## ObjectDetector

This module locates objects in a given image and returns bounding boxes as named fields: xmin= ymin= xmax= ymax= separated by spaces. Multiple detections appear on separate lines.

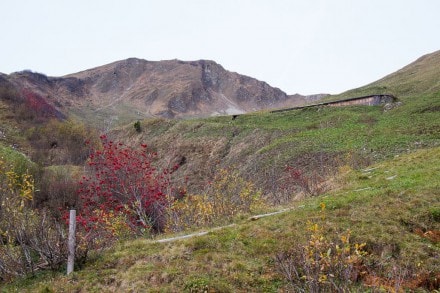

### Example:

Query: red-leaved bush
xmin=20 ymin=88 xmax=64 ymax=120
xmin=284 ymin=166 xmax=326 ymax=197
xmin=73 ymin=135 xmax=171 ymax=238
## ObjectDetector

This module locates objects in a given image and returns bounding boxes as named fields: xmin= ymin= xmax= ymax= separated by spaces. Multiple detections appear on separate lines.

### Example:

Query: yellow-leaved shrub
xmin=166 ymin=169 xmax=265 ymax=232
xmin=275 ymin=203 xmax=368 ymax=291
xmin=0 ymin=159 xmax=68 ymax=281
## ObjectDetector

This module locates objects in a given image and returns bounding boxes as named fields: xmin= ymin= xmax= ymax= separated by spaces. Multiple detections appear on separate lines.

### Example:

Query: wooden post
xmin=67 ymin=209 xmax=76 ymax=275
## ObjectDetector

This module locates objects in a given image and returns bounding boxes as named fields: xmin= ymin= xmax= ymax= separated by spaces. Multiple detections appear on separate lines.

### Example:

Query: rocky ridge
xmin=1 ymin=59 xmax=312 ymax=125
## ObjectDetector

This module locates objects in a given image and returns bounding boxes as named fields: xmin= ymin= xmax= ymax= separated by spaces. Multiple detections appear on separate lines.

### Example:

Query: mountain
xmin=333 ymin=49 xmax=440 ymax=99
xmin=3 ymin=49 xmax=440 ymax=291
xmin=2 ymin=59 xmax=308 ymax=126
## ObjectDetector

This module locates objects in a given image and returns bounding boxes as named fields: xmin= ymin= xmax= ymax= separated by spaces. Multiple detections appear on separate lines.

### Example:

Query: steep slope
xmin=65 ymin=58 xmax=305 ymax=117
xmin=105 ymin=50 xmax=440 ymax=199
xmin=2 ymin=59 xmax=306 ymax=127
xmin=7 ymin=147 xmax=440 ymax=292
xmin=333 ymin=49 xmax=440 ymax=99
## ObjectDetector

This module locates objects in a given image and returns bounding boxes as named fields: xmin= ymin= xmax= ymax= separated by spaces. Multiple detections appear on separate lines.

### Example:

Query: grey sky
xmin=1 ymin=0 xmax=439 ymax=95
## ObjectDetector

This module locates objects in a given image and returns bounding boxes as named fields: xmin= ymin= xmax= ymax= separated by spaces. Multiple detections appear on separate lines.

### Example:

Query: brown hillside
xmin=3 ymin=59 xmax=307 ymax=126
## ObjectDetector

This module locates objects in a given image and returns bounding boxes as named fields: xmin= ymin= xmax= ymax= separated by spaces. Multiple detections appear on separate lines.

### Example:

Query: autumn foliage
xmin=0 ymin=159 xmax=68 ymax=281
xmin=283 ymin=166 xmax=326 ymax=197
xmin=166 ymin=168 xmax=264 ymax=232
xmin=275 ymin=203 xmax=368 ymax=292
xmin=74 ymin=135 xmax=172 ymax=238
xmin=18 ymin=88 xmax=64 ymax=121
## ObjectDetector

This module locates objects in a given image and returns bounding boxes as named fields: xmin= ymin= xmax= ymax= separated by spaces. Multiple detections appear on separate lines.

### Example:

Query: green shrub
xmin=430 ymin=207 xmax=440 ymax=222
xmin=134 ymin=120 xmax=141 ymax=133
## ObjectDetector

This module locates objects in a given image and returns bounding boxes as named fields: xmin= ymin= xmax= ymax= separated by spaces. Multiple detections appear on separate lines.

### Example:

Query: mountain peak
xmin=4 ymin=58 xmax=306 ymax=126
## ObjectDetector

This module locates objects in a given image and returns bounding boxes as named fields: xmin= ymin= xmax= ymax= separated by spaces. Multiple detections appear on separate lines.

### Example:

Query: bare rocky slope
xmin=1 ymin=58 xmax=309 ymax=126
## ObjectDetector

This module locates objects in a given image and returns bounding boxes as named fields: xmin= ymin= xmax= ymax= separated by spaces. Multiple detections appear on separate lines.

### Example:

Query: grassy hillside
xmin=1 ymin=51 xmax=440 ymax=291
xmin=330 ymin=50 xmax=440 ymax=100
xmin=2 ymin=88 xmax=439 ymax=291
xmin=0 ymin=145 xmax=36 ymax=176
xmin=0 ymin=99 xmax=30 ymax=153
xmin=5 ymin=146 xmax=439 ymax=292
xmin=110 ymin=90 xmax=440 ymax=198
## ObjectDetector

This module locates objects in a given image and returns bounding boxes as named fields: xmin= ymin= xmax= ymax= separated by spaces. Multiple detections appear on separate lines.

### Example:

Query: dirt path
xmin=154 ymin=208 xmax=294 ymax=243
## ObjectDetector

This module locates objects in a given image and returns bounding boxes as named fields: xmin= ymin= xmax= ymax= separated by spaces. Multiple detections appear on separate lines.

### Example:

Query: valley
xmin=0 ymin=50 xmax=439 ymax=291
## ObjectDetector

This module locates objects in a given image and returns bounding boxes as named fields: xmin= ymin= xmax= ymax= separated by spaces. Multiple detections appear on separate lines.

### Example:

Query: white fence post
xmin=67 ymin=209 xmax=76 ymax=275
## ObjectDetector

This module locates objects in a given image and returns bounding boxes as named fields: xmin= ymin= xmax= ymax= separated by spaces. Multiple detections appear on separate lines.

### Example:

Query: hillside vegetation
xmin=109 ymin=51 xmax=440 ymax=195
xmin=5 ymin=145 xmax=440 ymax=292
xmin=111 ymin=89 xmax=440 ymax=198
xmin=331 ymin=49 xmax=440 ymax=99
xmin=1 ymin=51 xmax=440 ymax=291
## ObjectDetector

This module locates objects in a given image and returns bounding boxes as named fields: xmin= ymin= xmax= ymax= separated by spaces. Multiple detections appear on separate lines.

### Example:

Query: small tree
xmin=76 ymin=135 xmax=171 ymax=238
xmin=134 ymin=120 xmax=141 ymax=133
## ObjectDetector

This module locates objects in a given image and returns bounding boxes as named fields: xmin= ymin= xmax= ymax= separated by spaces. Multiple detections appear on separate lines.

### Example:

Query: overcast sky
xmin=1 ymin=0 xmax=439 ymax=95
